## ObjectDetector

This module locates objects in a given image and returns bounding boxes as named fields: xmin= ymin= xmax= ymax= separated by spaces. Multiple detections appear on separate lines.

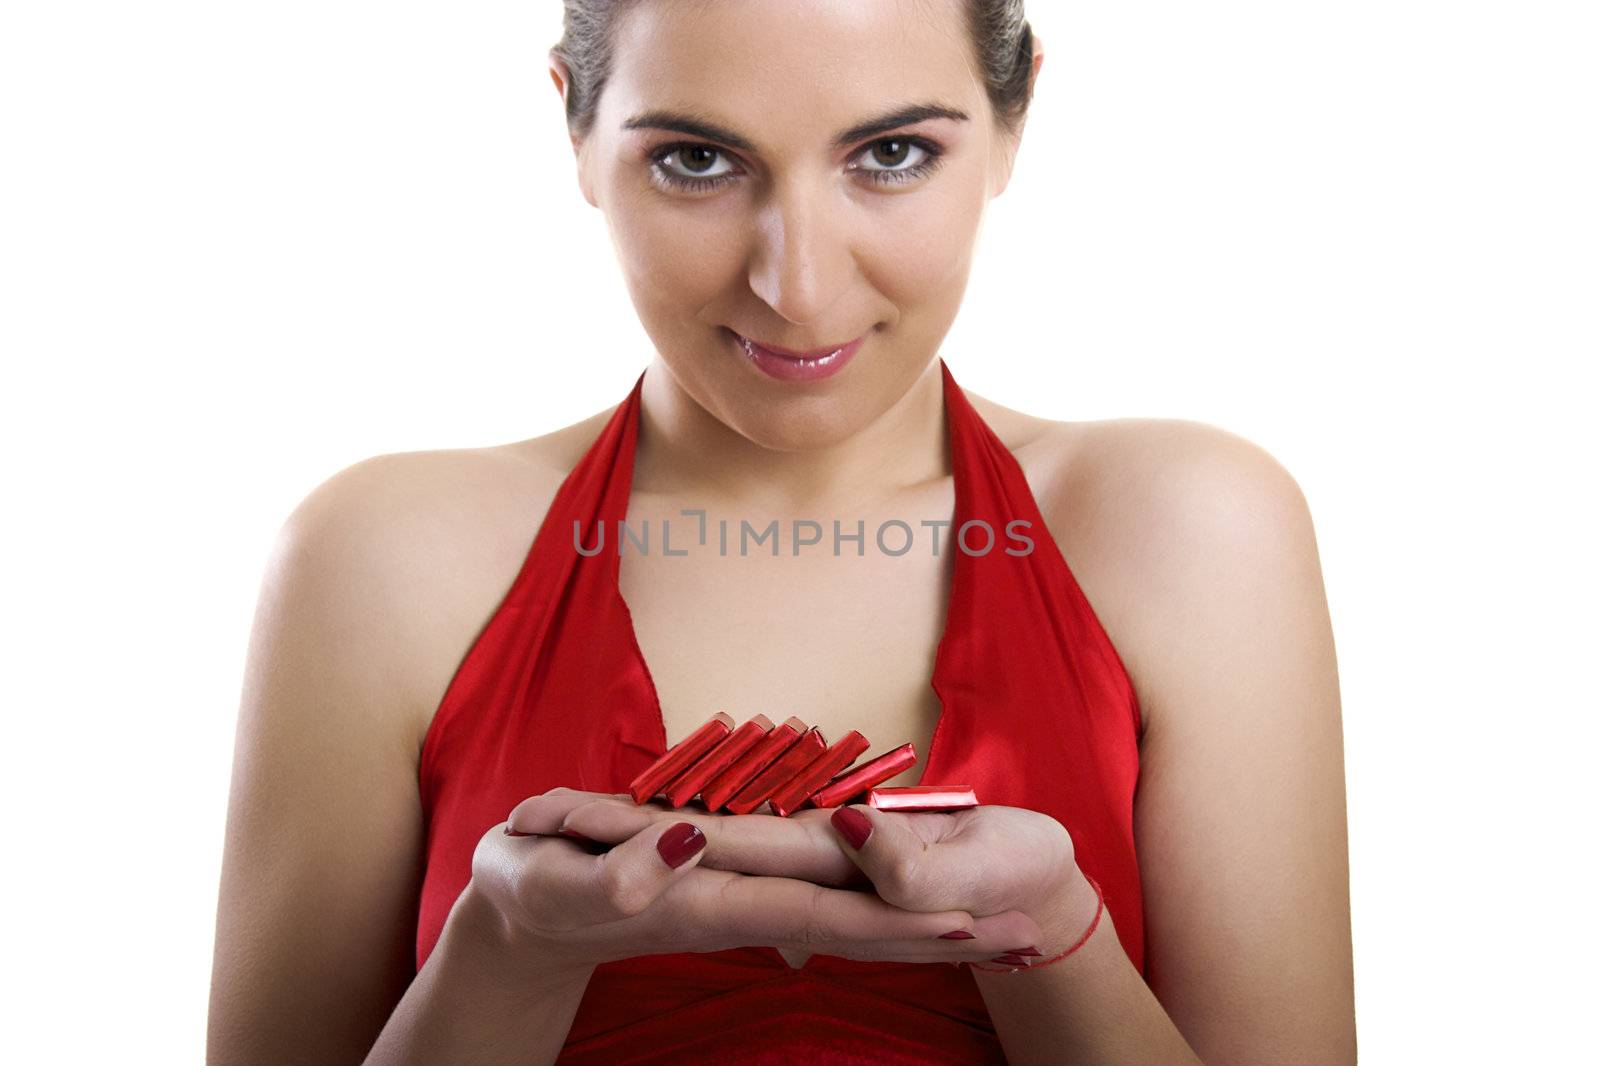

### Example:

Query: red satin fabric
xmin=417 ymin=359 xmax=1145 ymax=1063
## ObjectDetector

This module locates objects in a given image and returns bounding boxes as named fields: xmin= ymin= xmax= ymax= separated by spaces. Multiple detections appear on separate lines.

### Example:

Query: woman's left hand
xmin=517 ymin=789 xmax=1090 ymax=963
xmin=823 ymin=801 xmax=1098 ymax=963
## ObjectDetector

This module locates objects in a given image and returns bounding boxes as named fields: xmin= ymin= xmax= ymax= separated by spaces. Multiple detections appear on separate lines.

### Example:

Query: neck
xmin=633 ymin=355 xmax=950 ymax=514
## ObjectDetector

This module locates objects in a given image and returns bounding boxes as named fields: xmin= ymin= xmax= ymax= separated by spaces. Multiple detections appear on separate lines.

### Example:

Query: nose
xmin=745 ymin=177 xmax=852 ymax=327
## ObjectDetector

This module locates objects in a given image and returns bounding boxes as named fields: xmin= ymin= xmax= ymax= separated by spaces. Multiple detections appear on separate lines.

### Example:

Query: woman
xmin=208 ymin=2 xmax=1356 ymax=1064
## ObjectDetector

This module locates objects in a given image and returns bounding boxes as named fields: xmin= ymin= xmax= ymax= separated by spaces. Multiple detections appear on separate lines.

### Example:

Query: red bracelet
xmin=966 ymin=874 xmax=1105 ymax=974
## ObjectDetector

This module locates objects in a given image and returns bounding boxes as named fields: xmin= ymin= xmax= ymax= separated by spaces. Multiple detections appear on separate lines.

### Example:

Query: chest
xmin=617 ymin=506 xmax=955 ymax=791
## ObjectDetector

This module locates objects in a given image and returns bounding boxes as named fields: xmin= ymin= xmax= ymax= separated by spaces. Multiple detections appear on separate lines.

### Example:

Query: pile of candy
xmin=628 ymin=712 xmax=978 ymax=817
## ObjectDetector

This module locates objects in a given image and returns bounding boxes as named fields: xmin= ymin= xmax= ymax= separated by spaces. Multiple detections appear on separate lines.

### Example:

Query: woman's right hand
xmin=465 ymin=787 xmax=1035 ymax=979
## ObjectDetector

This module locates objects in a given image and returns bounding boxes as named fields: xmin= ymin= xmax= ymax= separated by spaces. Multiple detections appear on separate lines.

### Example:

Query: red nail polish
xmin=656 ymin=822 xmax=706 ymax=868
xmin=557 ymin=827 xmax=592 ymax=842
xmin=628 ymin=712 xmax=736 ymax=805
xmin=938 ymin=929 xmax=976 ymax=940
xmin=830 ymin=806 xmax=872 ymax=849
xmin=991 ymin=953 xmax=1030 ymax=965
xmin=504 ymin=825 xmax=533 ymax=837
xmin=1008 ymin=945 xmax=1042 ymax=956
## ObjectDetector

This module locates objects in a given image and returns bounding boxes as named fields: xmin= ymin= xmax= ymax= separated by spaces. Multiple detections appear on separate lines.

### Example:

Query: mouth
xmin=727 ymin=328 xmax=866 ymax=382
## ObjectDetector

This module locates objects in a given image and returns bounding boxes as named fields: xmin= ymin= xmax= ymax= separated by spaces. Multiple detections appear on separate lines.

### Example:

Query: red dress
xmin=417 ymin=358 xmax=1146 ymax=1063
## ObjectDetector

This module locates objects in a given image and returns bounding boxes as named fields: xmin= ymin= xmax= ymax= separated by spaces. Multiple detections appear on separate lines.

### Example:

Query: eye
xmin=650 ymin=144 xmax=740 ymax=191
xmin=648 ymin=135 xmax=947 ymax=194
xmin=849 ymin=137 xmax=946 ymax=186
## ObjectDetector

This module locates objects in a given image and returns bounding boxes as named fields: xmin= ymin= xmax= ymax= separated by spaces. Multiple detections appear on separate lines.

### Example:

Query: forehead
xmin=604 ymin=0 xmax=983 ymax=148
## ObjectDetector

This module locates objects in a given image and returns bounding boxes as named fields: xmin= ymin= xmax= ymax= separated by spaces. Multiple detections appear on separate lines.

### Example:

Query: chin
xmin=722 ymin=393 xmax=871 ymax=453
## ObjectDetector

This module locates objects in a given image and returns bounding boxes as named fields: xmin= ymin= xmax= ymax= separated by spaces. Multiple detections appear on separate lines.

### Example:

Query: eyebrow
xmin=620 ymin=102 xmax=970 ymax=152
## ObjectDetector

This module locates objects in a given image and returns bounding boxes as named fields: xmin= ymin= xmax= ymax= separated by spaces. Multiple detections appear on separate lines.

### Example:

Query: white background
xmin=4 ymin=2 xmax=1595 ymax=1062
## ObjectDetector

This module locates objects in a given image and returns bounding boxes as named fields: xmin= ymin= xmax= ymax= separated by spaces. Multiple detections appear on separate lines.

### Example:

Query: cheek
xmin=850 ymin=147 xmax=989 ymax=307
xmin=857 ymin=186 xmax=983 ymax=310
xmin=608 ymin=191 xmax=745 ymax=313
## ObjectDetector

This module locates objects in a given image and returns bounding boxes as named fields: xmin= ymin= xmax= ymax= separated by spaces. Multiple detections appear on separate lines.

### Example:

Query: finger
xmin=960 ymin=909 xmax=1046 ymax=958
xmin=573 ymin=819 xmax=710 ymax=925
xmin=505 ymin=787 xmax=631 ymax=836
xmin=487 ymin=828 xmax=611 ymax=932
xmin=822 ymin=906 xmax=1048 ymax=966
xmin=698 ymin=808 xmax=863 ymax=885
xmin=672 ymin=870 xmax=974 ymax=955
xmin=551 ymin=797 xmax=661 ymax=844
xmin=560 ymin=802 xmax=866 ymax=886
xmin=827 ymin=804 xmax=974 ymax=911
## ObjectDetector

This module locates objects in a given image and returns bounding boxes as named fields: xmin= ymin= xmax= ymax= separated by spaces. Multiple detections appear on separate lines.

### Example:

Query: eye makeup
xmin=647 ymin=134 xmax=948 ymax=195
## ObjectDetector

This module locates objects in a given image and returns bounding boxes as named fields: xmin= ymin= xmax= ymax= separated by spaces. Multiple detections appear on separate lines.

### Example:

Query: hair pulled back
xmin=550 ymin=1 xmax=1035 ymax=141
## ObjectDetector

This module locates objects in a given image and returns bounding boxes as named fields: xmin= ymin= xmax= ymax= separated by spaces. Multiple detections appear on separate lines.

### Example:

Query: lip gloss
xmin=725 ymin=726 xmax=827 ymax=815
xmin=767 ymin=730 xmax=871 ymax=817
xmin=730 ymin=328 xmax=865 ymax=384
xmin=803 ymin=742 xmax=919 ymax=809
xmin=627 ymin=711 xmax=735 ymax=805
xmin=866 ymin=785 xmax=978 ymax=812
xmin=702 ymin=715 xmax=807 ymax=811
xmin=664 ymin=714 xmax=773 ymax=808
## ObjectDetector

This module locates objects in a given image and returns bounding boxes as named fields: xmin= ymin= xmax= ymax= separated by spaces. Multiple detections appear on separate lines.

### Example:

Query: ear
xmin=547 ymin=50 xmax=572 ymax=106
xmin=547 ymin=51 xmax=578 ymax=150
xmin=988 ymin=34 xmax=1043 ymax=199
xmin=547 ymin=50 xmax=599 ymax=209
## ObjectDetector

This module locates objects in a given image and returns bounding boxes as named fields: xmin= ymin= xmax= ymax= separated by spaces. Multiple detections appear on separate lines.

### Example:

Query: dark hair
xmin=550 ymin=1 xmax=1034 ymax=142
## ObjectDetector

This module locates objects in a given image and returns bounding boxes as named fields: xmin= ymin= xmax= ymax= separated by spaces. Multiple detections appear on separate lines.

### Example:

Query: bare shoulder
xmin=1041 ymin=416 xmax=1311 ymax=534
xmin=1023 ymin=421 xmax=1351 ymax=1059
xmin=980 ymin=405 xmax=1318 ymax=739
xmin=210 ymin=406 xmax=625 ymax=1061
xmin=276 ymin=403 xmax=622 ymax=749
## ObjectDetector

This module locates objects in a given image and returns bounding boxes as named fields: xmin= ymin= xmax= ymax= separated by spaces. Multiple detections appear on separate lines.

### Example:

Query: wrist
xmin=1032 ymin=865 xmax=1104 ymax=957
xmin=445 ymin=878 xmax=596 ymax=996
xmin=969 ymin=866 xmax=1107 ymax=975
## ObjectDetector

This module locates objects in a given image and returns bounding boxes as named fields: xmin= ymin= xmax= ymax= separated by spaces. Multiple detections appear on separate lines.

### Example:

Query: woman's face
xmin=559 ymin=0 xmax=1028 ymax=451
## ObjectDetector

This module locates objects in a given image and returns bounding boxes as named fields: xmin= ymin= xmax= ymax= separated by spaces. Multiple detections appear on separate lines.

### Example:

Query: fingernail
xmin=504 ymin=824 xmax=533 ymax=837
xmin=657 ymin=822 xmax=706 ymax=868
xmin=557 ymin=826 xmax=593 ymax=842
xmin=830 ymin=806 xmax=872 ymax=849
xmin=1007 ymin=945 xmax=1042 ymax=956
xmin=991 ymin=953 xmax=1031 ymax=965
xmin=938 ymin=929 xmax=976 ymax=940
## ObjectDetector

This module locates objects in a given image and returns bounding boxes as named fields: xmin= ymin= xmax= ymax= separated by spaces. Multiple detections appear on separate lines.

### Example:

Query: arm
xmin=982 ymin=422 xmax=1356 ymax=1064
xmin=972 ymin=869 xmax=1204 ymax=1064
xmin=363 ymin=880 xmax=596 ymax=1066
xmin=207 ymin=452 xmax=588 ymax=1065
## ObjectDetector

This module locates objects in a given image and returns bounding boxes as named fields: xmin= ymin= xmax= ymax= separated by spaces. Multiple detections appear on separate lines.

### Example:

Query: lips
xmin=738 ymin=334 xmax=856 ymax=360
xmin=729 ymin=328 xmax=866 ymax=382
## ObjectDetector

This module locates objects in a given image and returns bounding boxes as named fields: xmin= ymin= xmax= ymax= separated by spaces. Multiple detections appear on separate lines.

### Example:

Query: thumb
xmin=587 ymin=820 xmax=708 ymax=922
xmin=828 ymin=804 xmax=961 ymax=912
